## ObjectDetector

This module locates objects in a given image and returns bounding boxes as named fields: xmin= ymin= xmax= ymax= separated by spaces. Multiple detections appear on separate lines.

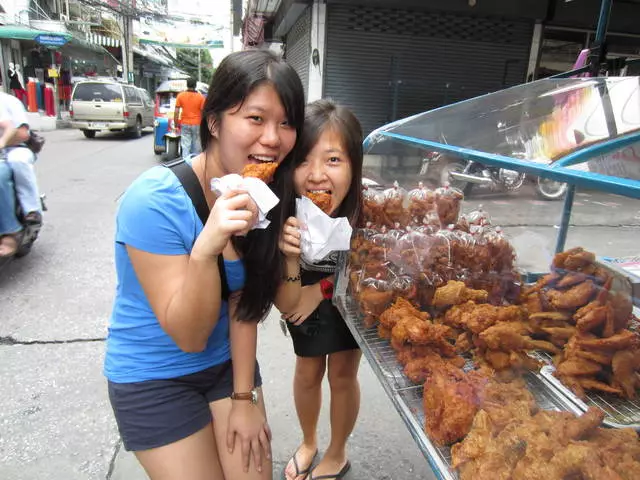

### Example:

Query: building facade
xmin=244 ymin=0 xmax=640 ymax=136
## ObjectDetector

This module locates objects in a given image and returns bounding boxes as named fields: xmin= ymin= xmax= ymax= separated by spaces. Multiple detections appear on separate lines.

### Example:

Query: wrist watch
xmin=231 ymin=388 xmax=259 ymax=405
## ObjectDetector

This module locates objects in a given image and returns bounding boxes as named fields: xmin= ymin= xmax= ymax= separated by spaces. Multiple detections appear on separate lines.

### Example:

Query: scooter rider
xmin=0 ymin=156 xmax=21 ymax=257
xmin=0 ymin=91 xmax=43 ymax=227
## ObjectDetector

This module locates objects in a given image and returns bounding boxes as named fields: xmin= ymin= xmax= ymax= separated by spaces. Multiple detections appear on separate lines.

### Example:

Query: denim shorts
xmin=108 ymin=360 xmax=262 ymax=451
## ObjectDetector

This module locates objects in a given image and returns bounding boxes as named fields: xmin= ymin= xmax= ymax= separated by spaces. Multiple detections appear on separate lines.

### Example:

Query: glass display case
xmin=334 ymin=77 xmax=640 ymax=480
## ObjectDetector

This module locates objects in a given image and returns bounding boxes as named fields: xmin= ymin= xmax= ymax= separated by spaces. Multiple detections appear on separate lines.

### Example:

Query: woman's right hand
xmin=193 ymin=189 xmax=255 ymax=258
xmin=279 ymin=216 xmax=301 ymax=259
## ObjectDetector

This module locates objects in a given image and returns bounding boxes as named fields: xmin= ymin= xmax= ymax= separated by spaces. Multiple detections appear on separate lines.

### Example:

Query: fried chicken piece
xmin=554 ymin=372 xmax=587 ymax=399
xmin=577 ymin=329 xmax=639 ymax=351
xmin=432 ymin=280 xmax=488 ymax=307
xmin=611 ymin=349 xmax=640 ymax=399
xmin=455 ymin=331 xmax=473 ymax=354
xmin=391 ymin=318 xmax=457 ymax=357
xmin=577 ymin=377 xmax=624 ymax=395
xmin=556 ymin=357 xmax=603 ymax=377
xmin=611 ymin=291 xmax=633 ymax=332
xmin=524 ymin=272 xmax=561 ymax=295
xmin=549 ymin=407 xmax=604 ymax=444
xmin=549 ymin=442 xmax=623 ymax=480
xmin=379 ymin=297 xmax=429 ymax=330
xmin=403 ymin=351 xmax=465 ymax=383
xmin=575 ymin=301 xmax=611 ymax=333
xmin=451 ymin=409 xmax=493 ymax=468
xmin=556 ymin=272 xmax=589 ymax=289
xmin=522 ymin=291 xmax=545 ymax=314
xmin=546 ymin=280 xmax=596 ymax=310
xmin=305 ymin=191 xmax=332 ymax=214
xmin=540 ymin=326 xmax=577 ymax=339
xmin=444 ymin=302 xmax=526 ymax=334
xmin=479 ymin=322 xmax=559 ymax=354
xmin=423 ymin=368 xmax=487 ymax=445
xmin=553 ymin=247 xmax=596 ymax=271
xmin=241 ymin=162 xmax=278 ymax=183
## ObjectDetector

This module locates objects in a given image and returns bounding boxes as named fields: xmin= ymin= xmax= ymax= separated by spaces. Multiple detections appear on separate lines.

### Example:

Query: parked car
xmin=70 ymin=80 xmax=154 ymax=138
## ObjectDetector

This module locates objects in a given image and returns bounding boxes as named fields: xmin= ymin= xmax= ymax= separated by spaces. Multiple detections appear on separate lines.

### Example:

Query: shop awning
xmin=0 ymin=25 xmax=72 ymax=42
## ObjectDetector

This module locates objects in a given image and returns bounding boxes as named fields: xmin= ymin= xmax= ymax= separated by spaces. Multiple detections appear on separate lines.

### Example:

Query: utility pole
xmin=119 ymin=1 xmax=134 ymax=84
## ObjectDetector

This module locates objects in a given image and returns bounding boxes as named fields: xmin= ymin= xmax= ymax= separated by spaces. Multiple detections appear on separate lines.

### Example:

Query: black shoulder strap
xmin=165 ymin=159 xmax=230 ymax=301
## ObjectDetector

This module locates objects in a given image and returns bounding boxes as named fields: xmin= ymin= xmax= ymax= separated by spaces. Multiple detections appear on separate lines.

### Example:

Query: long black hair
xmin=201 ymin=50 xmax=305 ymax=322
xmin=200 ymin=50 xmax=304 ymax=151
xmin=277 ymin=99 xmax=364 ymax=226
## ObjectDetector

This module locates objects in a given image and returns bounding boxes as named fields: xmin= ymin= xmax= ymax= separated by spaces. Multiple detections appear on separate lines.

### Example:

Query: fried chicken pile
xmin=241 ymin=162 xmax=278 ymax=183
xmin=452 ymin=404 xmax=640 ymax=480
xmin=519 ymin=247 xmax=638 ymax=399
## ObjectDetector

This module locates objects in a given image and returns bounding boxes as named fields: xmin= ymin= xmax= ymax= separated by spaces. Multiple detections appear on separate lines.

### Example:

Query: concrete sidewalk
xmin=26 ymin=112 xmax=72 ymax=131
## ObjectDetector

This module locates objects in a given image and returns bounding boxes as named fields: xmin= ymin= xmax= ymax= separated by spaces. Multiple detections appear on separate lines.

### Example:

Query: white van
xmin=70 ymin=80 xmax=154 ymax=138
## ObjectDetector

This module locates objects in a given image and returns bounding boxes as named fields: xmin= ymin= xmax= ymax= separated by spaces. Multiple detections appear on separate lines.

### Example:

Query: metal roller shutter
xmin=325 ymin=5 xmax=534 ymax=136
xmin=285 ymin=7 xmax=312 ymax=101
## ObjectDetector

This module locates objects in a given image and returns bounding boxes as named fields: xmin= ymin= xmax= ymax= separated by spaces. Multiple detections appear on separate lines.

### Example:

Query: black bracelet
xmin=284 ymin=274 xmax=301 ymax=282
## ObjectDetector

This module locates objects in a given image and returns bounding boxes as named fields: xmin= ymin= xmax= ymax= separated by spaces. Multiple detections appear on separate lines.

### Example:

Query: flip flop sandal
xmin=281 ymin=448 xmax=319 ymax=480
xmin=310 ymin=460 xmax=351 ymax=480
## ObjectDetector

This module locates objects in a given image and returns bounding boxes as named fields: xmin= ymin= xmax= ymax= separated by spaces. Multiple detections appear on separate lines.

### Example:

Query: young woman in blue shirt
xmin=104 ymin=50 xmax=305 ymax=480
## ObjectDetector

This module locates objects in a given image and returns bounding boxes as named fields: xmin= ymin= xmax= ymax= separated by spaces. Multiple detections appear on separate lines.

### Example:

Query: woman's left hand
xmin=227 ymin=401 xmax=272 ymax=473
xmin=281 ymin=284 xmax=324 ymax=326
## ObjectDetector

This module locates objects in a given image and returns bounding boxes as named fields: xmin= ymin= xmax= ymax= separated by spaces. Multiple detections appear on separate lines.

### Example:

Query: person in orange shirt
xmin=174 ymin=78 xmax=205 ymax=160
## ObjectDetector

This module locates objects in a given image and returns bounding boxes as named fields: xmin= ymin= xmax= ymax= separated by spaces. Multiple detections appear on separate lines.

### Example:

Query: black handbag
xmin=26 ymin=130 xmax=45 ymax=154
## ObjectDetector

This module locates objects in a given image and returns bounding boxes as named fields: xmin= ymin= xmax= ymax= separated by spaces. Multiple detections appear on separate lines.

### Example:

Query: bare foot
xmin=284 ymin=444 xmax=318 ymax=480
xmin=0 ymin=234 xmax=19 ymax=257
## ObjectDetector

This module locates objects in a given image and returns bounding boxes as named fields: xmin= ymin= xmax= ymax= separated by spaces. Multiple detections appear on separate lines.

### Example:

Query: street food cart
xmin=333 ymin=72 xmax=640 ymax=479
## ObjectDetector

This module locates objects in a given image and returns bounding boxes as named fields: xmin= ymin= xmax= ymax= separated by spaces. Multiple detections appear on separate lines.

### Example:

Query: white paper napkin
xmin=296 ymin=196 xmax=353 ymax=263
xmin=210 ymin=174 xmax=279 ymax=229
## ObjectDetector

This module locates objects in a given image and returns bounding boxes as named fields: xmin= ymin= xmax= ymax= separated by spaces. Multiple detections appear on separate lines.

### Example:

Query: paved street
xmin=0 ymin=128 xmax=638 ymax=480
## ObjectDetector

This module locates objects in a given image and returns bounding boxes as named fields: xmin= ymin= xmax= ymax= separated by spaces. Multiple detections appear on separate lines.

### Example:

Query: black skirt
xmin=287 ymin=299 xmax=359 ymax=357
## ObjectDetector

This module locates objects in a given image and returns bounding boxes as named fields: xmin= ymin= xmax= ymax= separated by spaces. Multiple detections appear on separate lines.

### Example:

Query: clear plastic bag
xmin=382 ymin=181 xmax=409 ymax=227
xmin=362 ymin=186 xmax=387 ymax=227
xmin=358 ymin=275 xmax=394 ymax=328
xmin=435 ymin=184 xmax=464 ymax=227
xmin=407 ymin=182 xmax=436 ymax=225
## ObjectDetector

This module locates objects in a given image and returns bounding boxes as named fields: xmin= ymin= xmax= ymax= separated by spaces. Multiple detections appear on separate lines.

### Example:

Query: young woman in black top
xmin=276 ymin=100 xmax=363 ymax=480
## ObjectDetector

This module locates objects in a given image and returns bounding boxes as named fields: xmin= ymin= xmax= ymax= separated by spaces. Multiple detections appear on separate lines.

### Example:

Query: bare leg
xmin=284 ymin=355 xmax=327 ymax=480
xmin=311 ymin=349 xmax=361 ymax=478
xmin=135 ymin=423 xmax=224 ymax=480
xmin=210 ymin=387 xmax=273 ymax=480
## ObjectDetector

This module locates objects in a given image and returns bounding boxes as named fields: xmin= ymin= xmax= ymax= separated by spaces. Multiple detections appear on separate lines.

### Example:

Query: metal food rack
xmin=334 ymin=254 xmax=587 ymax=479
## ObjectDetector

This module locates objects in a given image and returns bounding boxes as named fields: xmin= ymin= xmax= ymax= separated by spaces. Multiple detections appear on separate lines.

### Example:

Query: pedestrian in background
xmin=174 ymin=77 xmax=205 ymax=160
xmin=276 ymin=100 xmax=364 ymax=480
xmin=105 ymin=50 xmax=305 ymax=480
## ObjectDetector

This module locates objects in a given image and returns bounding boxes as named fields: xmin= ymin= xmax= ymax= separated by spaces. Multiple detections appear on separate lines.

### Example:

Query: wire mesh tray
xmin=539 ymin=364 xmax=640 ymax=430
xmin=334 ymin=292 xmax=582 ymax=480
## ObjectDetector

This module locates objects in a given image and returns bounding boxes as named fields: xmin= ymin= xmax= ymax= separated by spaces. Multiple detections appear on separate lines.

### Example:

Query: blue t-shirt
xmin=104 ymin=165 xmax=245 ymax=383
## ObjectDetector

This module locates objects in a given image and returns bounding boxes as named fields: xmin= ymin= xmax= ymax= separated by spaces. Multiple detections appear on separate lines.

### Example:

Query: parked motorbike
xmin=428 ymin=155 xmax=568 ymax=201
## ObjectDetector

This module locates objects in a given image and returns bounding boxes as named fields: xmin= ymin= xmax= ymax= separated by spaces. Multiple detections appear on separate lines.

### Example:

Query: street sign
xmin=35 ymin=34 xmax=69 ymax=47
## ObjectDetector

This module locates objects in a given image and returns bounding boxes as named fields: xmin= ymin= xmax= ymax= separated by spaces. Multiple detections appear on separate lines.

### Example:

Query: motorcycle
xmin=0 ymin=153 xmax=46 ymax=270
xmin=428 ymin=155 xmax=568 ymax=201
